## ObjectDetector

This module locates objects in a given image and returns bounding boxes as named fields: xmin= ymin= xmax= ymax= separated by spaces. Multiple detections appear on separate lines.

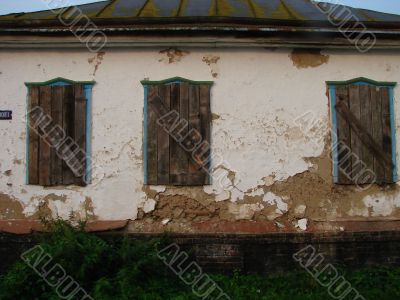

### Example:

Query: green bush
xmin=0 ymin=220 xmax=399 ymax=300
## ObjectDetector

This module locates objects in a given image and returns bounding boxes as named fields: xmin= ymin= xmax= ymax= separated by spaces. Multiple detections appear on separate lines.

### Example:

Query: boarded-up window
xmin=142 ymin=78 xmax=213 ymax=185
xmin=329 ymin=79 xmax=397 ymax=185
xmin=27 ymin=83 xmax=89 ymax=186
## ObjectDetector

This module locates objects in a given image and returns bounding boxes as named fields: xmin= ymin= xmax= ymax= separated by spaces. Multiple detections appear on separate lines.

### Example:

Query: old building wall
xmin=0 ymin=47 xmax=399 ymax=232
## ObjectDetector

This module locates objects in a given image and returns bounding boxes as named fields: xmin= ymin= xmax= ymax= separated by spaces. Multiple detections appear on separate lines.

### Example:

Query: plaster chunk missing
xmin=294 ymin=204 xmax=307 ymax=218
xmin=289 ymin=49 xmax=329 ymax=69
xmin=227 ymin=203 xmax=264 ymax=220
xmin=0 ymin=193 xmax=25 ymax=219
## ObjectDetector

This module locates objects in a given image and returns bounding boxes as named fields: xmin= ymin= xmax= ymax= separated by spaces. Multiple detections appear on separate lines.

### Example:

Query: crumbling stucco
xmin=0 ymin=48 xmax=399 ymax=233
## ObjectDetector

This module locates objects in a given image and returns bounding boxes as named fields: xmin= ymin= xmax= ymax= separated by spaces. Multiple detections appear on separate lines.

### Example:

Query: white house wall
xmin=0 ymin=47 xmax=399 ymax=232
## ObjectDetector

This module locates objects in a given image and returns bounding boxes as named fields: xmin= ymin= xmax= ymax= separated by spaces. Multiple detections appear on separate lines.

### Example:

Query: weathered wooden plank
xmin=198 ymin=85 xmax=211 ymax=185
xmin=335 ymin=86 xmax=352 ymax=184
xmin=175 ymin=83 xmax=189 ymax=182
xmin=28 ymin=86 xmax=40 ymax=185
xmin=170 ymin=174 xmax=205 ymax=186
xmin=336 ymin=99 xmax=392 ymax=168
xmin=359 ymin=84 xmax=374 ymax=184
xmin=62 ymin=85 xmax=75 ymax=185
xmin=371 ymin=86 xmax=385 ymax=183
xmin=50 ymin=86 xmax=64 ymax=185
xmin=157 ymin=84 xmax=170 ymax=184
xmin=146 ymin=85 xmax=159 ymax=185
xmin=38 ymin=86 xmax=52 ymax=186
xmin=381 ymin=87 xmax=393 ymax=182
xmin=348 ymin=85 xmax=363 ymax=183
xmin=73 ymin=84 xmax=87 ymax=186
xmin=188 ymin=85 xmax=202 ymax=177
xmin=169 ymin=83 xmax=182 ymax=184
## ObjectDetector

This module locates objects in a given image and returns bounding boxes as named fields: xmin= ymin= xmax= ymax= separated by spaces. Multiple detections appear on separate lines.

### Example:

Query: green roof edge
xmin=326 ymin=77 xmax=397 ymax=87
xmin=25 ymin=77 xmax=96 ymax=87
xmin=141 ymin=77 xmax=214 ymax=86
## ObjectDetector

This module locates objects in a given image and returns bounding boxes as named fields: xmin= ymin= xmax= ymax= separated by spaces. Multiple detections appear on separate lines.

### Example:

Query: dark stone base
xmin=1 ymin=231 xmax=400 ymax=275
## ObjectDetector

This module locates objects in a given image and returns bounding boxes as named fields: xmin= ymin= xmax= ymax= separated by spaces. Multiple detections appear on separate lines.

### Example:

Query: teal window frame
xmin=326 ymin=77 xmax=397 ymax=183
xmin=25 ymin=77 xmax=95 ymax=184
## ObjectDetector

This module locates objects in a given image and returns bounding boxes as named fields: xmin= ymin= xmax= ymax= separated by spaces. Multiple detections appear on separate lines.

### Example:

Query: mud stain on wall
xmin=88 ymin=51 xmax=106 ymax=76
xmin=289 ymin=49 xmax=330 ymax=69
xmin=0 ymin=193 xmax=25 ymax=219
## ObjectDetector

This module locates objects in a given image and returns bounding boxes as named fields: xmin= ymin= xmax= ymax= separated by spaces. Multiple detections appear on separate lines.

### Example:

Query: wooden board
xmin=371 ymin=86 xmax=385 ymax=183
xmin=188 ymin=85 xmax=201 ymax=176
xmin=146 ymin=85 xmax=159 ymax=185
xmin=28 ymin=86 xmax=40 ymax=184
xmin=62 ymin=85 xmax=76 ymax=185
xmin=38 ymin=86 xmax=52 ymax=186
xmin=199 ymin=85 xmax=211 ymax=184
xmin=359 ymin=84 xmax=373 ymax=184
xmin=169 ymin=83 xmax=182 ymax=185
xmin=73 ymin=84 xmax=87 ymax=186
xmin=381 ymin=87 xmax=393 ymax=182
xmin=157 ymin=84 xmax=170 ymax=184
xmin=50 ymin=86 xmax=64 ymax=185
xmin=348 ymin=84 xmax=363 ymax=182
xmin=335 ymin=86 xmax=352 ymax=184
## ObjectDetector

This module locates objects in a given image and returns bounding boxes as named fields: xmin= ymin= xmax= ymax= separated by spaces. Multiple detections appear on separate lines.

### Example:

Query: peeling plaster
xmin=0 ymin=49 xmax=399 ymax=232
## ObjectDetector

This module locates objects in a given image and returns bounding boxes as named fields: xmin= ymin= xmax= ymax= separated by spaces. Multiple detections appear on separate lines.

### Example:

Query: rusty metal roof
xmin=1 ymin=0 xmax=400 ymax=23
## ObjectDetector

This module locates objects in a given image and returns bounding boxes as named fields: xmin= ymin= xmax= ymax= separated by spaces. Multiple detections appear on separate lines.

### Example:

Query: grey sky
xmin=0 ymin=0 xmax=399 ymax=16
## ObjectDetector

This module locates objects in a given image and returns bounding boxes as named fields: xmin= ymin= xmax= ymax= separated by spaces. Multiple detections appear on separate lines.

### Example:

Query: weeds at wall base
xmin=0 ymin=220 xmax=399 ymax=300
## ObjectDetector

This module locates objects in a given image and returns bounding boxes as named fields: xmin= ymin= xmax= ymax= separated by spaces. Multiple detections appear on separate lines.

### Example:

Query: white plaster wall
xmin=0 ymin=48 xmax=399 ymax=221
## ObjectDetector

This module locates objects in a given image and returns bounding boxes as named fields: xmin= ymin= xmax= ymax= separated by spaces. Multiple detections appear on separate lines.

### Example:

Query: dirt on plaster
xmin=202 ymin=55 xmax=220 ymax=78
xmin=89 ymin=51 xmax=106 ymax=76
xmin=289 ymin=49 xmax=330 ymax=69
xmin=81 ymin=196 xmax=98 ymax=221
xmin=159 ymin=48 xmax=189 ymax=64
xmin=0 ymin=193 xmax=25 ymax=219
xmin=13 ymin=159 xmax=22 ymax=165
xmin=212 ymin=113 xmax=220 ymax=120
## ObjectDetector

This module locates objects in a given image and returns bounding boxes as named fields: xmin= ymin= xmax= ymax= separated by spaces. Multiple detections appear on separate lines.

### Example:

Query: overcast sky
xmin=0 ymin=0 xmax=399 ymax=16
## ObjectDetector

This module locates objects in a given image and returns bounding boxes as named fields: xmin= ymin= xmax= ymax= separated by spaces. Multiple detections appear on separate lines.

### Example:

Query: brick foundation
xmin=1 ymin=231 xmax=400 ymax=275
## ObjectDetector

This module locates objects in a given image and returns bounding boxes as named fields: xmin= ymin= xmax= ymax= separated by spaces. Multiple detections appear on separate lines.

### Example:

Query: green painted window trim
xmin=25 ymin=77 xmax=95 ymax=87
xmin=326 ymin=77 xmax=397 ymax=87
xmin=141 ymin=77 xmax=213 ymax=86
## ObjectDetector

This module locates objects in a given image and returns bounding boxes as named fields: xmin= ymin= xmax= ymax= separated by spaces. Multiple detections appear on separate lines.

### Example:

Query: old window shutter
xmin=334 ymin=84 xmax=394 ymax=184
xmin=145 ymin=81 xmax=211 ymax=185
xmin=28 ymin=84 xmax=87 ymax=186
